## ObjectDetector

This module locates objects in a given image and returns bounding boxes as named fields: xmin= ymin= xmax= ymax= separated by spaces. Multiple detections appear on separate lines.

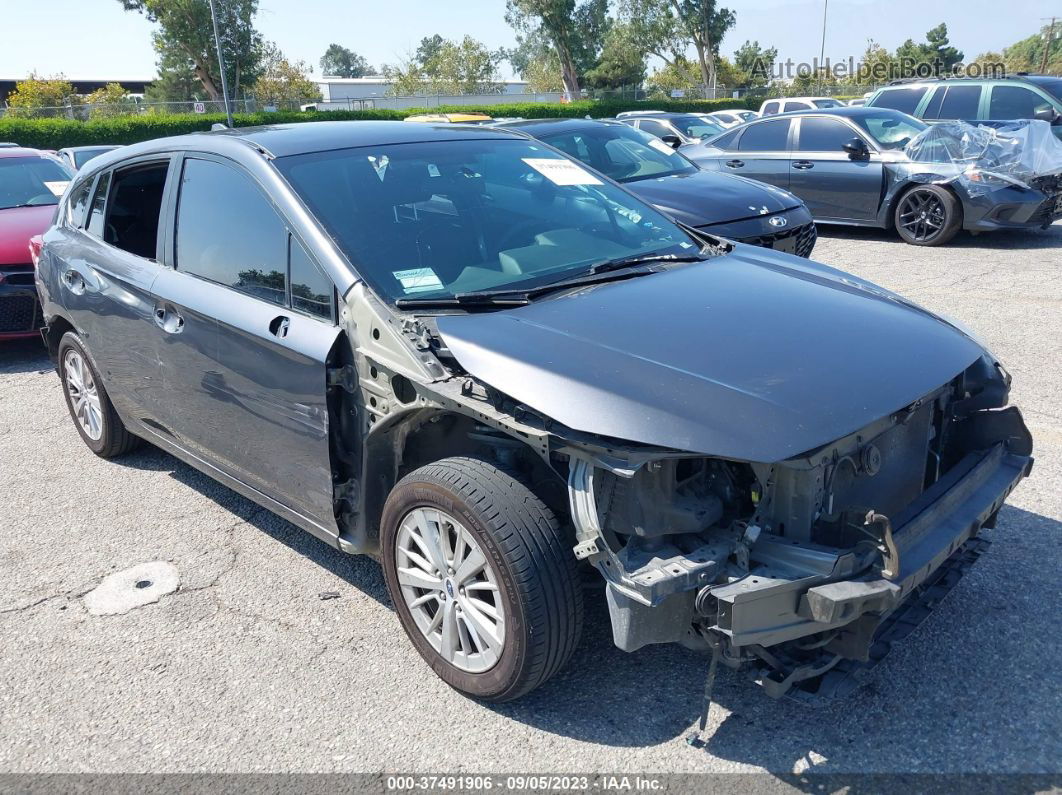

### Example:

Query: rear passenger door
xmin=152 ymin=154 xmax=342 ymax=530
xmin=55 ymin=159 xmax=172 ymax=425
xmin=721 ymin=118 xmax=793 ymax=189
xmin=790 ymin=116 xmax=883 ymax=221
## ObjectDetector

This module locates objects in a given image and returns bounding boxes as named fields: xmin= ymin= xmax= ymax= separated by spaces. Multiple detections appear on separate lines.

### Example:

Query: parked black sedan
xmin=499 ymin=118 xmax=816 ymax=257
xmin=687 ymin=107 xmax=1062 ymax=246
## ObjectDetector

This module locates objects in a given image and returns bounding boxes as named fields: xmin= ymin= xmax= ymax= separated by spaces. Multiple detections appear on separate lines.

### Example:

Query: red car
xmin=0 ymin=148 xmax=73 ymax=340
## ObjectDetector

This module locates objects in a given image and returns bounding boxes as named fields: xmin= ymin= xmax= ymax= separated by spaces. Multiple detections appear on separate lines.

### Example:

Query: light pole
xmin=818 ymin=0 xmax=829 ymax=92
xmin=208 ymin=0 xmax=235 ymax=128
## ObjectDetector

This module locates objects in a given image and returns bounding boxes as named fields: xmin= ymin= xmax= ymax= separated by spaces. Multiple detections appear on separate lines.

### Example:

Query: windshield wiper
xmin=587 ymin=252 xmax=707 ymax=274
xmin=395 ymin=292 xmax=531 ymax=309
xmin=395 ymin=252 xmax=708 ymax=310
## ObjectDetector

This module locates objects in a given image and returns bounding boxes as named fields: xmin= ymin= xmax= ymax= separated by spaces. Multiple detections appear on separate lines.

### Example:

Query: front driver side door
xmin=155 ymin=154 xmax=342 ymax=530
xmin=788 ymin=116 xmax=883 ymax=221
xmin=723 ymin=118 xmax=793 ymax=190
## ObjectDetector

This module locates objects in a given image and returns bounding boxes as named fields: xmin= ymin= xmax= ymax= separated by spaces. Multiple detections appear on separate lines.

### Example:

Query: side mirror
xmin=661 ymin=134 xmax=682 ymax=149
xmin=843 ymin=137 xmax=869 ymax=158
xmin=1034 ymin=107 xmax=1061 ymax=124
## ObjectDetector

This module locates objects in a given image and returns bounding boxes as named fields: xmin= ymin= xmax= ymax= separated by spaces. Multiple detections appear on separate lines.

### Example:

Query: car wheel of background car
xmin=57 ymin=332 xmax=139 ymax=458
xmin=380 ymin=456 xmax=583 ymax=702
xmin=894 ymin=185 xmax=962 ymax=246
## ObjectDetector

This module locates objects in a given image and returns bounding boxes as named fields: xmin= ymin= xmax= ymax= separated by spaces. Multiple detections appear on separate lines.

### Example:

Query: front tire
xmin=894 ymin=184 xmax=962 ymax=246
xmin=381 ymin=457 xmax=583 ymax=701
xmin=58 ymin=332 xmax=139 ymax=458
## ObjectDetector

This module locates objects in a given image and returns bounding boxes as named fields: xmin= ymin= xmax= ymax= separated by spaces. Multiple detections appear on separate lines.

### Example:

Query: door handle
xmin=269 ymin=315 xmax=290 ymax=339
xmin=793 ymin=160 xmax=815 ymax=170
xmin=153 ymin=303 xmax=184 ymax=334
xmin=725 ymin=159 xmax=745 ymax=168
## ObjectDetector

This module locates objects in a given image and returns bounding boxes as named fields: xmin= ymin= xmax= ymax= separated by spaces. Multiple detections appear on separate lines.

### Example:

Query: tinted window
xmin=783 ymin=101 xmax=809 ymax=112
xmin=797 ymin=117 xmax=860 ymax=151
xmin=73 ymin=148 xmax=115 ymax=169
xmin=176 ymin=158 xmax=287 ymax=306
xmin=0 ymin=156 xmax=72 ymax=211
xmin=921 ymin=87 xmax=945 ymax=120
xmin=67 ymin=179 xmax=94 ymax=227
xmin=289 ymin=237 xmax=334 ymax=321
xmin=761 ymin=101 xmax=780 ymax=115
xmin=812 ymin=99 xmax=844 ymax=108
xmin=710 ymin=129 xmax=740 ymax=150
xmin=637 ymin=119 xmax=672 ymax=139
xmin=103 ymin=163 xmax=168 ymax=259
xmin=871 ymin=87 xmax=928 ymax=114
xmin=937 ymin=85 xmax=982 ymax=119
xmin=738 ymin=119 xmax=790 ymax=151
xmin=86 ymin=172 xmax=111 ymax=238
xmin=276 ymin=139 xmax=696 ymax=303
xmin=989 ymin=85 xmax=1052 ymax=119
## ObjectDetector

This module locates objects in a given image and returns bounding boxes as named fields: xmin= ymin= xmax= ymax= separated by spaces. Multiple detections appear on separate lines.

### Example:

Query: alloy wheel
xmin=898 ymin=188 xmax=947 ymax=243
xmin=63 ymin=349 xmax=103 ymax=441
xmin=394 ymin=507 xmax=506 ymax=673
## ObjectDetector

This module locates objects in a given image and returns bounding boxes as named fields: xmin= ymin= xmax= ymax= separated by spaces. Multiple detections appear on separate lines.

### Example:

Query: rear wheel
xmin=58 ymin=332 xmax=139 ymax=458
xmin=381 ymin=456 xmax=583 ymax=701
xmin=894 ymin=185 xmax=962 ymax=246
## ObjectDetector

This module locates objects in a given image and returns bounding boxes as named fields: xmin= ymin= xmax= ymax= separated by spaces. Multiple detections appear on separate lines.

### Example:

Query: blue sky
xmin=0 ymin=0 xmax=1050 ymax=81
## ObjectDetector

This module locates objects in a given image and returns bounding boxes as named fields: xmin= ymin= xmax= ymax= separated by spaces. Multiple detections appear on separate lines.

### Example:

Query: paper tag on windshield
xmin=522 ymin=158 xmax=602 ymax=186
xmin=44 ymin=181 xmax=69 ymax=196
xmin=393 ymin=267 xmax=443 ymax=294
xmin=647 ymin=139 xmax=675 ymax=155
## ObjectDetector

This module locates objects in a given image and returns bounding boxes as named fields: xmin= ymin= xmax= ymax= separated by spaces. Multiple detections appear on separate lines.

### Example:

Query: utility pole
xmin=1041 ymin=18 xmax=1058 ymax=75
xmin=208 ymin=0 xmax=235 ymax=128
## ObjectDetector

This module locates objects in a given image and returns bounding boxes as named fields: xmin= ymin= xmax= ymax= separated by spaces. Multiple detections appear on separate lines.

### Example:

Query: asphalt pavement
xmin=1 ymin=223 xmax=1060 ymax=778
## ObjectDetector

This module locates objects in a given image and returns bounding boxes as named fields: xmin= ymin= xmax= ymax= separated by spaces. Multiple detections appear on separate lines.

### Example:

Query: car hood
xmin=0 ymin=205 xmax=54 ymax=265
xmin=624 ymin=170 xmax=800 ymax=227
xmin=436 ymin=247 xmax=985 ymax=462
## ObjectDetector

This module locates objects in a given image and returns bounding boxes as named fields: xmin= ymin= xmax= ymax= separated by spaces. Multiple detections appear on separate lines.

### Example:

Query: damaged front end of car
xmin=559 ymin=354 xmax=1032 ymax=702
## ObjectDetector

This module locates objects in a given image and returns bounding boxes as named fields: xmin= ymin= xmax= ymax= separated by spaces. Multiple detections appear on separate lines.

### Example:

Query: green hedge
xmin=0 ymin=98 xmax=758 ymax=150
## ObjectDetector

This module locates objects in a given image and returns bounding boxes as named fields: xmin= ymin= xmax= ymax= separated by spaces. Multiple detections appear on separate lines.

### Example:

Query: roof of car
xmin=881 ymin=74 xmax=1058 ymax=88
xmin=767 ymin=106 xmax=900 ymax=119
xmin=494 ymin=117 xmax=623 ymax=135
xmin=0 ymin=147 xmax=52 ymax=159
xmin=94 ymin=120 xmax=527 ymax=164
xmin=58 ymin=145 xmax=120 ymax=154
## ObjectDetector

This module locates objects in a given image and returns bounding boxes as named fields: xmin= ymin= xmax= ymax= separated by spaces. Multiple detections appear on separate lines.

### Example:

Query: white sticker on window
xmin=522 ymin=158 xmax=602 ymax=186
xmin=44 ymin=181 xmax=69 ymax=196
xmin=393 ymin=267 xmax=444 ymax=294
xmin=427 ymin=163 xmax=441 ymax=177
xmin=367 ymin=155 xmax=389 ymax=181
xmin=647 ymin=139 xmax=675 ymax=155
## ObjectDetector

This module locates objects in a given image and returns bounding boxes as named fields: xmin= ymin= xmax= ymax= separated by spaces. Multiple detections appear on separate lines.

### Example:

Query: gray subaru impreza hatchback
xmin=36 ymin=121 xmax=1032 ymax=708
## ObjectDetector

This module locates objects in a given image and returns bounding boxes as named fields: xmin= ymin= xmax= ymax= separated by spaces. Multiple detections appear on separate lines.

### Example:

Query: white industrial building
xmin=313 ymin=77 xmax=562 ymax=110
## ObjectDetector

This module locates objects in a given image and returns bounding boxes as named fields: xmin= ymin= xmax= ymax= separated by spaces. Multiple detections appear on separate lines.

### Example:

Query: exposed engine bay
xmin=560 ymin=356 xmax=1032 ymax=700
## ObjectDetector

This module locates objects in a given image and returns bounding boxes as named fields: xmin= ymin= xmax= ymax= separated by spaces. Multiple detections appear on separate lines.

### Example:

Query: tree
xmin=505 ymin=0 xmax=610 ymax=99
xmin=319 ymin=44 xmax=373 ymax=77
xmin=1002 ymin=24 xmax=1062 ymax=75
xmin=85 ymin=83 xmax=137 ymax=118
xmin=895 ymin=23 xmax=963 ymax=77
xmin=620 ymin=0 xmax=735 ymax=94
xmin=968 ymin=51 xmax=1006 ymax=79
xmin=424 ymin=36 xmax=503 ymax=94
xmin=854 ymin=39 xmax=896 ymax=85
xmin=524 ymin=54 xmax=565 ymax=92
xmin=584 ymin=23 xmax=646 ymax=90
xmin=118 ymin=0 xmax=262 ymax=101
xmin=5 ymin=73 xmax=79 ymax=116
xmin=251 ymin=42 xmax=321 ymax=106
xmin=733 ymin=40 xmax=776 ymax=89
xmin=414 ymin=35 xmax=447 ymax=72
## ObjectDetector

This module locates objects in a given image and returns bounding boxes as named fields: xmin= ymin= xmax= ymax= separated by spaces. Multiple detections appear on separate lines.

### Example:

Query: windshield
xmin=1031 ymin=77 xmax=1062 ymax=103
xmin=671 ymin=115 xmax=726 ymax=139
xmin=852 ymin=111 xmax=928 ymax=150
xmin=276 ymin=138 xmax=699 ymax=303
xmin=0 ymin=156 xmax=72 ymax=211
xmin=812 ymin=99 xmax=844 ymax=108
xmin=542 ymin=124 xmax=698 ymax=184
